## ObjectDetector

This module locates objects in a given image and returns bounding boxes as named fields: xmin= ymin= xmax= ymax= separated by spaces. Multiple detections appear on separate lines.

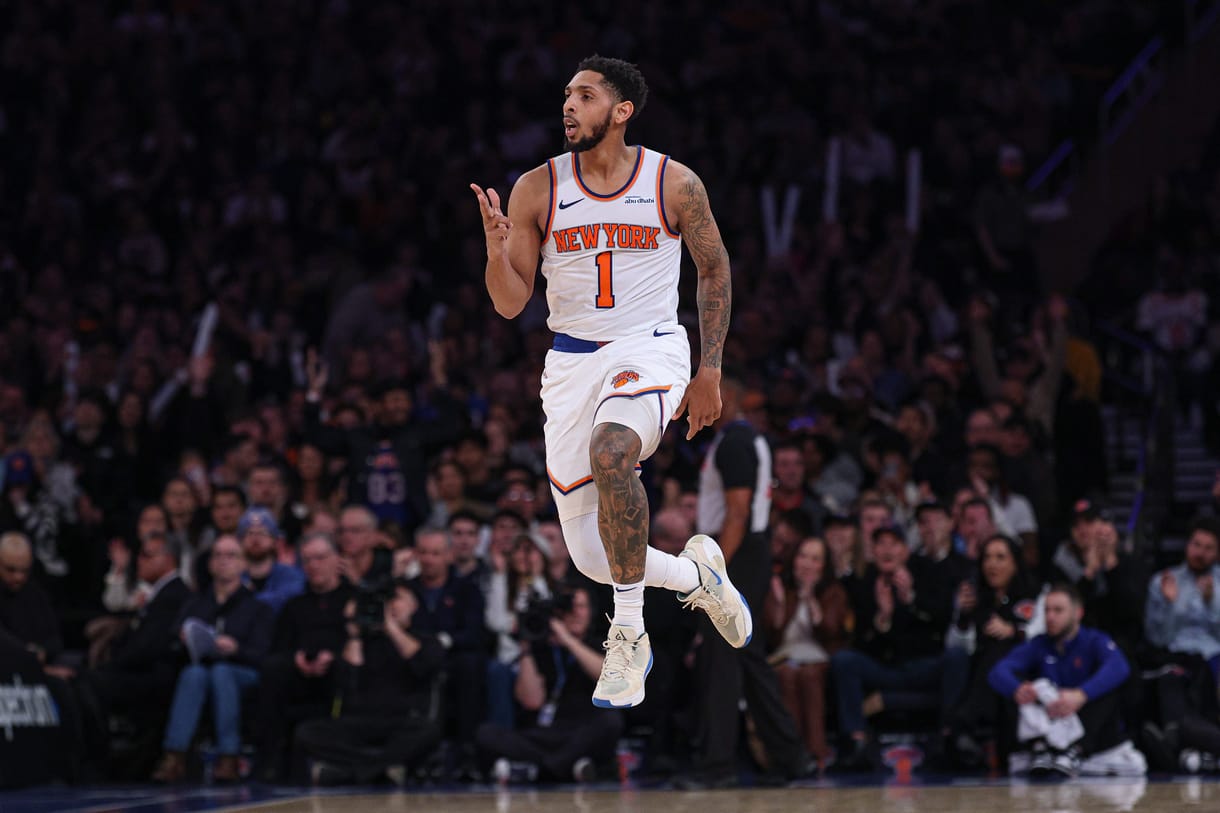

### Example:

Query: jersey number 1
xmin=595 ymin=251 xmax=615 ymax=309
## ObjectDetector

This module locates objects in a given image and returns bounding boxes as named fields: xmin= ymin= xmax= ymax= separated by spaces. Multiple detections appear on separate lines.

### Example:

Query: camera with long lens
xmin=518 ymin=591 xmax=575 ymax=643
xmin=352 ymin=548 xmax=395 ymax=633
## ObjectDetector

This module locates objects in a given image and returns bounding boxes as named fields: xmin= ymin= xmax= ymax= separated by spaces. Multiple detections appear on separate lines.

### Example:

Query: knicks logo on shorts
xmin=612 ymin=370 xmax=641 ymax=389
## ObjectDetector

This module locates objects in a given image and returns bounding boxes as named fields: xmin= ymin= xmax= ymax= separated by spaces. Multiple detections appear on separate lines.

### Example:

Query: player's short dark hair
xmin=577 ymin=55 xmax=648 ymax=119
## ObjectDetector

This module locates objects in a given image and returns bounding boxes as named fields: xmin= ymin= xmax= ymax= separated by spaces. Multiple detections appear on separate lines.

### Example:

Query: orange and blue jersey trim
xmin=572 ymin=146 xmax=643 ymax=201
xmin=656 ymin=155 xmax=680 ymax=238
xmin=548 ymin=463 xmax=643 ymax=495
xmin=542 ymin=158 xmax=557 ymax=240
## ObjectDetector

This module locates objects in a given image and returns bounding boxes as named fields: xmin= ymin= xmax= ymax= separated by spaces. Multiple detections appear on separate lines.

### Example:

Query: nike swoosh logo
xmin=614 ymin=586 xmax=636 ymax=592
xmin=558 ymin=198 xmax=584 ymax=210
xmin=704 ymin=564 xmax=723 ymax=586
xmin=653 ymin=329 xmax=674 ymax=337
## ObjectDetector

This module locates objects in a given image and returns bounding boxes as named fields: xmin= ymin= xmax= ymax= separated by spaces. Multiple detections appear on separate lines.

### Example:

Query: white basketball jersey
xmin=539 ymin=146 xmax=682 ymax=340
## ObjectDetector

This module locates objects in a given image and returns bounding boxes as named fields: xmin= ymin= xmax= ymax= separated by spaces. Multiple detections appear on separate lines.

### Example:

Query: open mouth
xmin=563 ymin=119 xmax=578 ymax=138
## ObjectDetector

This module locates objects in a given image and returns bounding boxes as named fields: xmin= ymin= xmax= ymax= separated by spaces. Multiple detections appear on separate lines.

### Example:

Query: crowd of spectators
xmin=1 ymin=0 xmax=1219 ymax=789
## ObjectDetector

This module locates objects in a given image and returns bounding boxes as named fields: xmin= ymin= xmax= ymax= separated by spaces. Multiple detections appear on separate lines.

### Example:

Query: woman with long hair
xmin=484 ymin=532 xmax=555 ymax=729
xmin=764 ymin=536 xmax=852 ymax=768
xmin=946 ymin=533 xmax=1045 ymax=766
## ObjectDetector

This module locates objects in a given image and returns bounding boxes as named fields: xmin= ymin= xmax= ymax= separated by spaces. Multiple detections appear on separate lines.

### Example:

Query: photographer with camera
xmin=485 ymin=531 xmax=554 ymax=728
xmin=475 ymin=586 xmax=622 ymax=783
xmin=293 ymin=578 xmax=445 ymax=785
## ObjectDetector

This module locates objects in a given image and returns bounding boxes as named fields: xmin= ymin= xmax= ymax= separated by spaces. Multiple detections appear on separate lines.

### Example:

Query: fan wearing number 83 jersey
xmin=470 ymin=55 xmax=746 ymax=712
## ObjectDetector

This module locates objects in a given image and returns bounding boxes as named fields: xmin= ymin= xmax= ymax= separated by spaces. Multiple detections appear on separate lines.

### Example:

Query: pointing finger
xmin=487 ymin=188 xmax=502 ymax=213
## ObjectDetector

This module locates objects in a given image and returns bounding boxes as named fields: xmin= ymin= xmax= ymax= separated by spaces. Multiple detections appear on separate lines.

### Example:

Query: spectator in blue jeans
xmin=152 ymin=534 xmax=274 ymax=783
xmin=831 ymin=525 xmax=969 ymax=770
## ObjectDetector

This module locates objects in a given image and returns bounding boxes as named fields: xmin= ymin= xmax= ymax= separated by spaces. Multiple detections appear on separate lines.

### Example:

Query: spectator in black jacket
xmin=406 ymin=526 xmax=487 ymax=775
xmin=1048 ymin=500 xmax=1144 ymax=654
xmin=152 ymin=534 xmax=274 ymax=784
xmin=295 ymin=578 xmax=446 ymax=785
xmin=74 ymin=531 xmax=190 ymax=775
xmin=256 ymin=531 xmax=353 ymax=782
xmin=945 ymin=534 xmax=1044 ymax=766
xmin=0 ymin=531 xmax=61 ymax=665
xmin=831 ymin=525 xmax=970 ymax=770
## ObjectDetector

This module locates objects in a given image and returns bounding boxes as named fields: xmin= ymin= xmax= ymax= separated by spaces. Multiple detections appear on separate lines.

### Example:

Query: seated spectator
xmin=161 ymin=476 xmax=206 ymax=581
xmin=855 ymin=497 xmax=894 ymax=564
xmin=193 ymin=486 xmax=247 ymax=591
xmin=100 ymin=502 xmax=171 ymax=615
xmin=485 ymin=531 xmax=554 ymax=728
xmin=336 ymin=504 xmax=392 ymax=588
xmin=406 ymin=526 xmax=488 ymax=778
xmin=966 ymin=445 xmax=1038 ymax=567
xmin=770 ymin=442 xmax=828 ymax=537
xmin=294 ymin=578 xmax=445 ymax=785
xmin=152 ymin=534 xmax=274 ymax=784
xmin=426 ymin=460 xmax=493 ymax=527
xmin=0 ymin=446 xmax=75 ymax=601
xmin=764 ymin=536 xmax=850 ymax=769
xmin=238 ymin=507 xmax=305 ymax=615
xmin=869 ymin=434 xmax=921 ymax=534
xmin=1141 ymin=517 xmax=1220 ymax=768
xmin=895 ymin=400 xmax=951 ymax=499
xmin=446 ymin=510 xmax=489 ymax=588
xmin=0 ymin=531 xmax=61 ymax=665
xmin=770 ymin=509 xmax=814 ymax=571
xmin=288 ymin=443 xmax=342 ymax=526
xmin=256 ymin=532 xmax=353 ymax=782
xmin=831 ymin=526 xmax=968 ymax=770
xmin=474 ymin=587 xmax=622 ymax=784
xmin=75 ymin=531 xmax=190 ymax=775
xmin=946 ymin=534 xmax=1044 ymax=768
xmin=823 ymin=513 xmax=862 ymax=579
xmin=1049 ymin=500 xmax=1143 ymax=655
xmin=988 ymin=584 xmax=1131 ymax=778
xmin=955 ymin=497 xmax=998 ymax=561
xmin=246 ymin=462 xmax=301 ymax=548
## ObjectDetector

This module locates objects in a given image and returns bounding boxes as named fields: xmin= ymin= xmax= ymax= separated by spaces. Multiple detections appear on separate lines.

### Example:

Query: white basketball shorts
xmin=541 ymin=323 xmax=691 ymax=522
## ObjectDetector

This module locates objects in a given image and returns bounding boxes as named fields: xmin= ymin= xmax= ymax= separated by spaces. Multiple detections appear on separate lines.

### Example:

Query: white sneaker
xmin=591 ymin=623 xmax=652 ymax=708
xmin=677 ymin=534 xmax=753 ymax=648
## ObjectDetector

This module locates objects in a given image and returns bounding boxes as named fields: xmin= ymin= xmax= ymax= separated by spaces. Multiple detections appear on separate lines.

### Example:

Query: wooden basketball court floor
xmin=222 ymin=780 xmax=1212 ymax=813
xmin=3 ymin=778 xmax=1216 ymax=813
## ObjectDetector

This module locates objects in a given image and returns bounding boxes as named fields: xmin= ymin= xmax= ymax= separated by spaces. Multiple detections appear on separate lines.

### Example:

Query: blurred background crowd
xmin=2 ymin=0 xmax=1220 ymax=791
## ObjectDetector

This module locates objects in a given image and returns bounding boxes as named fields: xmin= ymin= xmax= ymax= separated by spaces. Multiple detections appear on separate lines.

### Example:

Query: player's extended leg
xmin=587 ymin=421 xmax=653 ymax=708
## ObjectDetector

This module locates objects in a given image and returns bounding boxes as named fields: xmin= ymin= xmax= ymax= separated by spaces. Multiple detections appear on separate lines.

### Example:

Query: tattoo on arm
xmin=678 ymin=169 xmax=731 ymax=370
xmin=590 ymin=423 xmax=647 ymax=584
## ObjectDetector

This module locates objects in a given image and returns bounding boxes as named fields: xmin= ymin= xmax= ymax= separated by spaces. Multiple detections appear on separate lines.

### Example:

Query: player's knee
xmin=589 ymin=422 xmax=642 ymax=480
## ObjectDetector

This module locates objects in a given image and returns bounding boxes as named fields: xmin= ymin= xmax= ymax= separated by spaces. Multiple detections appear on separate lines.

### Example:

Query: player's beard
xmin=565 ymin=109 xmax=613 ymax=153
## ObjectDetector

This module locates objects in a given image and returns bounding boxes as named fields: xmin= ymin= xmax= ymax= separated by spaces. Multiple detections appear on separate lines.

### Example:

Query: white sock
xmin=654 ymin=552 xmax=701 ymax=594
xmin=610 ymin=580 xmax=645 ymax=634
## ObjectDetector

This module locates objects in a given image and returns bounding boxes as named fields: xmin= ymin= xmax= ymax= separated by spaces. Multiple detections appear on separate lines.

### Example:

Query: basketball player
xmin=470 ymin=56 xmax=750 ymax=709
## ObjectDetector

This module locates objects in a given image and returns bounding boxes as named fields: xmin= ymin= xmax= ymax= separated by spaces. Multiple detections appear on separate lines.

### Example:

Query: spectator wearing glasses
xmin=152 ymin=534 xmax=274 ymax=783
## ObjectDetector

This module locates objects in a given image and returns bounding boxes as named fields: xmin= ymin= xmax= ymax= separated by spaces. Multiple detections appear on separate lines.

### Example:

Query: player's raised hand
xmin=470 ymin=184 xmax=512 ymax=248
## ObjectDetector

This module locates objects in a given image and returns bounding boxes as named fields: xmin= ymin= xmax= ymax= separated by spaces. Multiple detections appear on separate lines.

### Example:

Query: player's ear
xmin=615 ymin=100 xmax=634 ymax=124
